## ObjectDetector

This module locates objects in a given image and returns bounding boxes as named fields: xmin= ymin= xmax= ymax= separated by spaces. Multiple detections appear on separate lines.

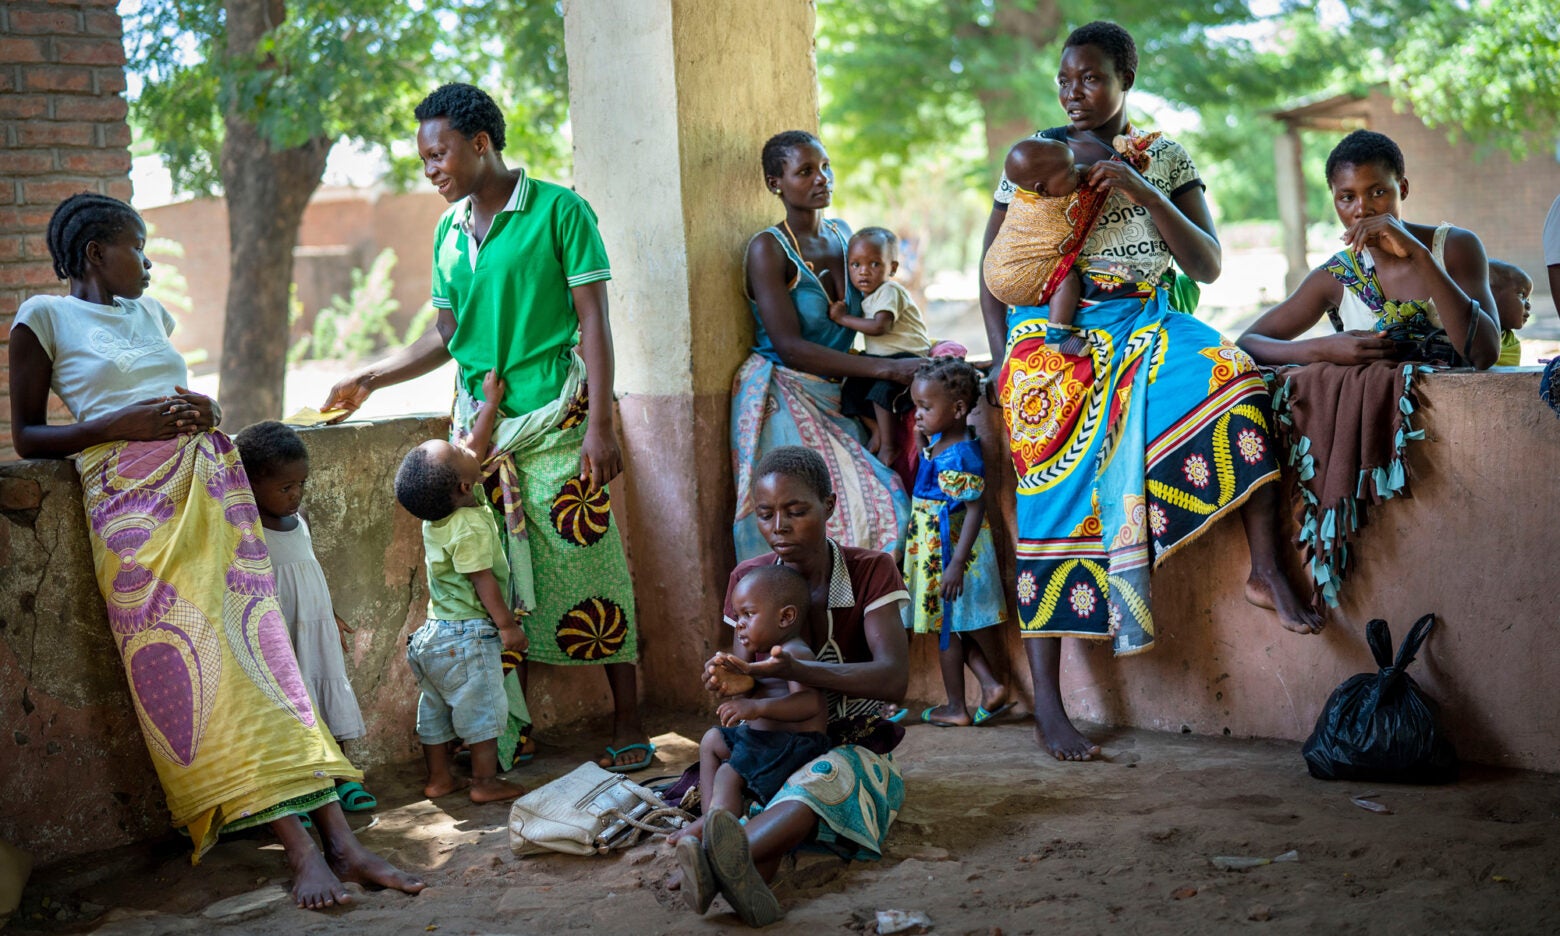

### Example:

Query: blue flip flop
xmin=602 ymin=742 xmax=656 ymax=773
xmin=336 ymin=780 xmax=377 ymax=812
xmin=884 ymin=707 xmax=908 ymax=724
xmin=972 ymin=700 xmax=1016 ymax=726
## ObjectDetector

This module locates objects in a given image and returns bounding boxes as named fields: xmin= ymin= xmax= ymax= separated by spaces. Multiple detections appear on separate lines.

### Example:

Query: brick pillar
xmin=0 ymin=1 xmax=134 ymax=460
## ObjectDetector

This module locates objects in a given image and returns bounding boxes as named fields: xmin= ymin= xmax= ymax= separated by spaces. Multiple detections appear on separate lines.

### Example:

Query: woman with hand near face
xmin=1239 ymin=129 xmax=1501 ymax=369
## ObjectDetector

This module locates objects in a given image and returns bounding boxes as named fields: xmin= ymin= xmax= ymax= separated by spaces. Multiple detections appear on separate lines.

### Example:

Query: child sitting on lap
xmin=831 ymin=227 xmax=931 ymax=467
xmin=235 ymin=420 xmax=377 ymax=813
xmin=395 ymin=370 xmax=528 ymax=804
xmin=675 ymin=565 xmax=831 ymax=913
xmin=984 ymin=131 xmax=1157 ymax=325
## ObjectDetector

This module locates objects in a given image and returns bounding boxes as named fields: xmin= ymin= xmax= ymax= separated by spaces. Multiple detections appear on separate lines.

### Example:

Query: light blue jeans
xmin=406 ymin=618 xmax=505 ymax=746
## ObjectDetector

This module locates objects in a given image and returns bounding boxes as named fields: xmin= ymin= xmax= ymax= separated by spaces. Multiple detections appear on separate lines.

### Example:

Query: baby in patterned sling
xmin=674 ymin=565 xmax=832 ymax=914
xmin=394 ymin=370 xmax=529 ymax=804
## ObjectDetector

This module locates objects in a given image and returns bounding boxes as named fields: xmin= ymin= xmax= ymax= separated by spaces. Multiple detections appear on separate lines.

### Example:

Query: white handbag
xmin=508 ymin=761 xmax=689 ymax=857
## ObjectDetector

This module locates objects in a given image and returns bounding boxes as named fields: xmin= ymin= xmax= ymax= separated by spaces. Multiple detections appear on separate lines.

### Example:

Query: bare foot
xmin=423 ymin=775 xmax=471 ymax=799
xmin=921 ymin=703 xmax=972 ymax=727
xmin=598 ymin=731 xmax=653 ymax=770
xmin=1034 ymin=715 xmax=1100 ymax=762
xmin=978 ymin=684 xmax=1010 ymax=714
xmin=666 ymin=815 xmax=705 ymax=847
xmin=322 ymin=837 xmax=426 ymax=897
xmin=469 ymin=776 xmax=527 ymax=804
xmin=289 ymin=846 xmax=351 ymax=910
xmin=1245 ymin=569 xmax=1324 ymax=635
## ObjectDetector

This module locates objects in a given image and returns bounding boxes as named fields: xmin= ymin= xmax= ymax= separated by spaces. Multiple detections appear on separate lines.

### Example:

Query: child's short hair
xmin=1325 ymin=130 xmax=1406 ymax=187
xmin=395 ymin=444 xmax=462 ymax=522
xmin=45 ymin=193 xmax=142 ymax=282
xmin=914 ymin=357 xmax=981 ymax=410
xmin=754 ymin=446 xmax=832 ymax=502
xmin=738 ymin=565 xmax=811 ymax=618
xmin=1488 ymin=259 xmax=1530 ymax=293
xmin=234 ymin=420 xmax=308 ymax=482
xmin=848 ymin=227 xmax=898 ymax=263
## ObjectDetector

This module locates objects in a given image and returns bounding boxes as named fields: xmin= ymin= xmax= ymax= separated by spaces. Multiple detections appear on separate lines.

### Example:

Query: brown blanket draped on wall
xmin=1265 ymin=359 xmax=1429 ymax=608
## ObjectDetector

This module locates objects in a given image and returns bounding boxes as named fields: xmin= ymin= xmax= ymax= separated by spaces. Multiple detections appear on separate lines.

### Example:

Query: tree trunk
xmin=977 ymin=86 xmax=1040 ymax=178
xmin=217 ymin=0 xmax=331 ymax=430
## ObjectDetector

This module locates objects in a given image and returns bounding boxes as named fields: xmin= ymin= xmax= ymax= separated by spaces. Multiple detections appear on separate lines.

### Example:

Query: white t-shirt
xmin=1544 ymin=194 xmax=1560 ymax=267
xmin=11 ymin=294 xmax=188 ymax=423
xmin=861 ymin=280 xmax=930 ymax=356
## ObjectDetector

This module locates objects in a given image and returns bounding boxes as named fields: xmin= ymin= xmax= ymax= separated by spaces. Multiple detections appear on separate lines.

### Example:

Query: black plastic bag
xmin=1302 ymin=614 xmax=1458 ymax=783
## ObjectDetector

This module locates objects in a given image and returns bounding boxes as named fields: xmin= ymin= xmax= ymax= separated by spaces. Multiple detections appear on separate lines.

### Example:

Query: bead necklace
xmin=781 ymin=216 xmax=817 ymax=272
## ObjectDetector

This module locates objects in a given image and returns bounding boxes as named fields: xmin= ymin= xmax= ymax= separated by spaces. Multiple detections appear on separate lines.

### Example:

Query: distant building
xmin=1272 ymin=88 xmax=1560 ymax=316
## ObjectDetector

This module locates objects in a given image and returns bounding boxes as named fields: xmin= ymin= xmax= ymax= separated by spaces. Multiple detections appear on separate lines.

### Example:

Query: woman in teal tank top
xmin=731 ymin=131 xmax=920 ymax=560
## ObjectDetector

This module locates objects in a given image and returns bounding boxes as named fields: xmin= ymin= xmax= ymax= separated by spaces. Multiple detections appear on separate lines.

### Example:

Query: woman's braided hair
xmin=914 ymin=357 xmax=981 ymax=411
xmin=45 ymin=192 xmax=141 ymax=281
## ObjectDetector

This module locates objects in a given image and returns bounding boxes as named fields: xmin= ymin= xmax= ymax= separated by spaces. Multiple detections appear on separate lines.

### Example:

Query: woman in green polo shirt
xmin=323 ymin=84 xmax=651 ymax=773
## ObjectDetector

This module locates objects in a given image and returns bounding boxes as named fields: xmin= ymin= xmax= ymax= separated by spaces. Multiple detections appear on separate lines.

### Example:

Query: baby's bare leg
xmin=708 ymin=764 xmax=747 ymax=816
xmin=1048 ymin=268 xmax=1082 ymax=328
xmin=468 ymin=739 xmax=526 ymax=803
xmin=873 ymin=402 xmax=900 ymax=464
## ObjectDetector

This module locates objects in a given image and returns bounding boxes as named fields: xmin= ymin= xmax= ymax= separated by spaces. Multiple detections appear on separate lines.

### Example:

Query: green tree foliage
xmin=1384 ymin=0 xmax=1560 ymax=156
xmin=122 ymin=0 xmax=570 ymax=426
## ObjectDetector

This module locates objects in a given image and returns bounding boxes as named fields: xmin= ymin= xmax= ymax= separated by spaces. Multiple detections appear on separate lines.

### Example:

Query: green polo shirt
xmin=431 ymin=169 xmax=612 ymax=416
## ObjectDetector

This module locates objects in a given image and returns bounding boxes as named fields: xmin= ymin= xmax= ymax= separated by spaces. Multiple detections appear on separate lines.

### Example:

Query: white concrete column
xmin=561 ymin=0 xmax=819 ymax=706
xmin=1274 ymin=121 xmax=1308 ymax=296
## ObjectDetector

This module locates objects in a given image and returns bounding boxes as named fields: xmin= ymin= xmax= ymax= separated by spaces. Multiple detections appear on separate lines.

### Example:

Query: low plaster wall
xmin=0 ymin=416 xmax=613 ymax=865
xmin=906 ymin=369 xmax=1560 ymax=773
xmin=3 ymin=371 xmax=1558 ymax=865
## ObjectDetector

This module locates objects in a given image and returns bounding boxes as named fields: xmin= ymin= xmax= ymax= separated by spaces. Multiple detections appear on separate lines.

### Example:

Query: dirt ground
xmin=9 ymin=709 xmax=1560 ymax=936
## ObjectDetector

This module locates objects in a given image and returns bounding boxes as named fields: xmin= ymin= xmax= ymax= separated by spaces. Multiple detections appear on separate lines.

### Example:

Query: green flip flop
xmin=972 ymin=700 xmax=1016 ymax=726
xmin=920 ymin=706 xmax=961 ymax=728
xmin=602 ymin=742 xmax=656 ymax=773
xmin=336 ymin=780 xmax=377 ymax=812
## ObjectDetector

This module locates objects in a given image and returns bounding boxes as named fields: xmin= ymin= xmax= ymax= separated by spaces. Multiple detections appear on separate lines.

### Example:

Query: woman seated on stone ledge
xmin=1237 ymin=130 xmax=1501 ymax=607
xmin=1238 ymin=129 xmax=1500 ymax=370
xmin=666 ymin=446 xmax=910 ymax=927
xmin=8 ymin=193 xmax=424 ymax=910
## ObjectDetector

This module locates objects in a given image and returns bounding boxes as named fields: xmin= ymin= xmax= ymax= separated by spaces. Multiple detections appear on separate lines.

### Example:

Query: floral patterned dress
xmin=901 ymin=435 xmax=1008 ymax=649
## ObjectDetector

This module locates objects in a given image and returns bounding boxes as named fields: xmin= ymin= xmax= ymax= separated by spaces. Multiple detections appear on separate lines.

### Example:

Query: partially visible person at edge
xmin=668 ymin=446 xmax=911 ymax=928
xmin=1543 ymin=195 xmax=1560 ymax=414
xmin=322 ymin=83 xmax=652 ymax=774
xmin=732 ymin=131 xmax=921 ymax=562
xmin=9 ymin=193 xmax=424 ymax=909
xmin=1238 ymin=129 xmax=1500 ymax=370
xmin=977 ymin=22 xmax=1323 ymax=763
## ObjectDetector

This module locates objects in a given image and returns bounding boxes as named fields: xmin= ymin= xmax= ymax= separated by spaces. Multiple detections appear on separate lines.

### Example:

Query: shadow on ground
xmin=10 ymin=709 xmax=1560 ymax=935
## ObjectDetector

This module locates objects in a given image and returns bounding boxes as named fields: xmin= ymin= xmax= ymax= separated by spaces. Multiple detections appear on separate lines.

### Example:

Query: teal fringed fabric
xmin=1264 ymin=360 xmax=1430 ymax=608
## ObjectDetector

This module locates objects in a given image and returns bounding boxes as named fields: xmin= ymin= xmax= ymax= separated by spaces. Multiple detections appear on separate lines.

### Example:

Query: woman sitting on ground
xmin=1238 ymin=128 xmax=1500 ymax=370
xmin=733 ymin=131 xmax=921 ymax=561
xmin=669 ymin=445 xmax=910 ymax=927
xmin=8 ymin=194 xmax=424 ymax=910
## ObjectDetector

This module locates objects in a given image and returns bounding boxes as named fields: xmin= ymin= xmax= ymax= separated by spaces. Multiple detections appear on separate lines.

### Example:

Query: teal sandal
xmin=601 ymin=742 xmax=656 ymax=773
xmin=336 ymin=780 xmax=377 ymax=812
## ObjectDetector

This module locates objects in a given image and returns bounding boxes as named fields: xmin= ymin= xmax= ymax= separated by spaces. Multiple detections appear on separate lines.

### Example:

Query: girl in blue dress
xmin=901 ymin=358 xmax=1012 ymax=727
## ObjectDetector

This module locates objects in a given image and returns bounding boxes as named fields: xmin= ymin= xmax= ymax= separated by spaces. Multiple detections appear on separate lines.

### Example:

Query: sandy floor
xmin=9 ymin=709 xmax=1560 ymax=935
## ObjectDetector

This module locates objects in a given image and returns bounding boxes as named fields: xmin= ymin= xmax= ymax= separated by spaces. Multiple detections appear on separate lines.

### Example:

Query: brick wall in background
xmin=0 ymin=1 xmax=134 ymax=461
